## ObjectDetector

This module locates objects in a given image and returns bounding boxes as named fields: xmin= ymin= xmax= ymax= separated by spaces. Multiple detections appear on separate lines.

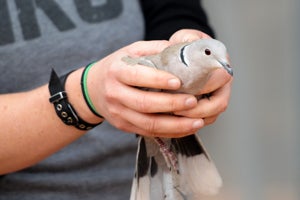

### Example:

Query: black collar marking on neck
xmin=180 ymin=45 xmax=189 ymax=67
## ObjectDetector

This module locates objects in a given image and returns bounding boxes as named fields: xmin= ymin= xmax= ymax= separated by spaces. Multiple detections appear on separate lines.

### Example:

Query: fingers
xmin=114 ymin=40 xmax=183 ymax=91
xmin=110 ymin=40 xmax=200 ymax=113
xmin=107 ymin=106 xmax=204 ymax=138
xmin=115 ymin=85 xmax=198 ymax=113
xmin=115 ymin=64 xmax=181 ymax=90
xmin=175 ymin=78 xmax=233 ymax=120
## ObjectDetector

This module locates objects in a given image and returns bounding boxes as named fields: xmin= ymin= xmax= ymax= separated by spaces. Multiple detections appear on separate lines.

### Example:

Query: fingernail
xmin=192 ymin=120 xmax=204 ymax=129
xmin=168 ymin=78 xmax=181 ymax=89
xmin=185 ymin=97 xmax=197 ymax=107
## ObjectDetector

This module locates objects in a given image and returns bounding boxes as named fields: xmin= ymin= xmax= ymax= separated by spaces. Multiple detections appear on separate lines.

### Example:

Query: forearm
xmin=0 ymin=68 xmax=103 ymax=175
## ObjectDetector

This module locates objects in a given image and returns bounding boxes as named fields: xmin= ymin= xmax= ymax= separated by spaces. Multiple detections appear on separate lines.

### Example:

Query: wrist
xmin=65 ymin=68 xmax=104 ymax=124
xmin=81 ymin=63 xmax=104 ymax=118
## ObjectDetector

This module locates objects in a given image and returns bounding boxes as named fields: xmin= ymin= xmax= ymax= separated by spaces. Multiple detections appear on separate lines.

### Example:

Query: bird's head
xmin=182 ymin=38 xmax=233 ymax=76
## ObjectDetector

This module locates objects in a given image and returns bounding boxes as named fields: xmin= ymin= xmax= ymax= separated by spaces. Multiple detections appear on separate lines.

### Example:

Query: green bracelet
xmin=81 ymin=62 xmax=104 ymax=118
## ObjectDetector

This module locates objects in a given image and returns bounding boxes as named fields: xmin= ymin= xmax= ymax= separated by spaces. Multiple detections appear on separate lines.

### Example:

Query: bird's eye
xmin=204 ymin=49 xmax=211 ymax=55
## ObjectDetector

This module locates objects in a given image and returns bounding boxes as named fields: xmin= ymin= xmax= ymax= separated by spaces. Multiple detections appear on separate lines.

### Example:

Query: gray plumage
xmin=123 ymin=38 xmax=233 ymax=200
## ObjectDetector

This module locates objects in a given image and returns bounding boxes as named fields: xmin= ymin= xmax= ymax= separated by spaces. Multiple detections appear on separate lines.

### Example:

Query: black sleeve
xmin=139 ymin=0 xmax=215 ymax=40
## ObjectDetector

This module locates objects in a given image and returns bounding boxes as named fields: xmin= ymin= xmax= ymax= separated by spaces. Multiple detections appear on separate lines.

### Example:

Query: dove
xmin=122 ymin=38 xmax=233 ymax=200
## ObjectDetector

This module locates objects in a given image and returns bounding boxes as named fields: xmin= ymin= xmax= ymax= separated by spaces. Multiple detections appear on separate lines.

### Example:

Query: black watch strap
xmin=48 ymin=69 xmax=102 ymax=130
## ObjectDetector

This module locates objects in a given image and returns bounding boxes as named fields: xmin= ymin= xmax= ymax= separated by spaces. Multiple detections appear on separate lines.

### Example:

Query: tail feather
xmin=130 ymin=134 xmax=222 ymax=200
xmin=130 ymin=137 xmax=150 ymax=200
xmin=173 ymin=134 xmax=223 ymax=196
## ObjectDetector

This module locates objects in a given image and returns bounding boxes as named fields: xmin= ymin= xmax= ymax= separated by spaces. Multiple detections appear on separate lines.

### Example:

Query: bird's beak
xmin=219 ymin=61 xmax=233 ymax=76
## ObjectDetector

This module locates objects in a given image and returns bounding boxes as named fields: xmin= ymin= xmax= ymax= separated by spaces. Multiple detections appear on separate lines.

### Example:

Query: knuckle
xmin=108 ymin=110 xmax=118 ymax=121
xmin=106 ymin=64 xmax=120 ymax=79
xmin=218 ymin=100 xmax=228 ymax=113
xmin=135 ymin=94 xmax=151 ymax=113
xmin=103 ymin=87 xmax=117 ymax=102
xmin=110 ymin=113 xmax=128 ymax=131
xmin=113 ymin=120 xmax=127 ymax=131
xmin=205 ymin=117 xmax=217 ymax=125
xmin=107 ymin=111 xmax=126 ymax=131
xmin=199 ymin=107 xmax=210 ymax=117
xmin=127 ymin=41 xmax=144 ymax=53
xmin=144 ymin=117 xmax=158 ymax=134
xmin=168 ymin=97 xmax=179 ymax=111
xmin=106 ymin=105 xmax=120 ymax=119
xmin=122 ymin=65 xmax=139 ymax=84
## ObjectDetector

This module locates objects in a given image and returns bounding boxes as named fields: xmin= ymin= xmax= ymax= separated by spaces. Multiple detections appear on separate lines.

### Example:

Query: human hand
xmin=170 ymin=29 xmax=233 ymax=126
xmin=87 ymin=40 xmax=204 ymax=138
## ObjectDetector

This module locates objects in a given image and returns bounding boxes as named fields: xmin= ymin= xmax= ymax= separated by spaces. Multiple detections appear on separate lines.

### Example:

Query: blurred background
xmin=199 ymin=0 xmax=300 ymax=199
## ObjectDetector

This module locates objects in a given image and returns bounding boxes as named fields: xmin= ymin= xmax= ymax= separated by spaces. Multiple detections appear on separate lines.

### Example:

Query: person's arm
xmin=0 ymin=72 xmax=100 ymax=175
xmin=0 ymin=40 xmax=203 ymax=175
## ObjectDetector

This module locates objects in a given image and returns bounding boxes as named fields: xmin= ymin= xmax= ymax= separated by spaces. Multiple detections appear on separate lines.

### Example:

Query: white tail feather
xmin=130 ymin=135 xmax=222 ymax=200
